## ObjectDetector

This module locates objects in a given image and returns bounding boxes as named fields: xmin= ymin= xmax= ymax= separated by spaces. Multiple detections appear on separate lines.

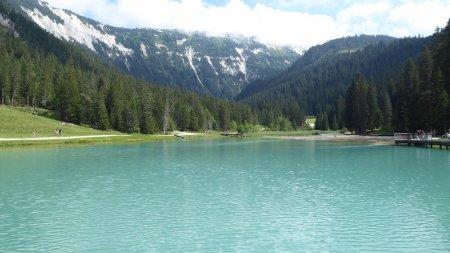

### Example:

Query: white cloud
xmin=336 ymin=1 xmax=392 ymax=34
xmin=336 ymin=0 xmax=450 ymax=37
xmin=387 ymin=1 xmax=450 ymax=36
xmin=43 ymin=0 xmax=450 ymax=48
xmin=274 ymin=0 xmax=346 ymax=9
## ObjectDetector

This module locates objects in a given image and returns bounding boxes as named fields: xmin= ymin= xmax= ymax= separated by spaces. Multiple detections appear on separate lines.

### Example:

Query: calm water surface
xmin=1 ymin=139 xmax=450 ymax=252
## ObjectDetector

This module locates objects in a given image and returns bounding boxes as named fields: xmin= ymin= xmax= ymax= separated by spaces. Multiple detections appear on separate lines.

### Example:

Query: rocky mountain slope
xmin=5 ymin=0 xmax=299 ymax=98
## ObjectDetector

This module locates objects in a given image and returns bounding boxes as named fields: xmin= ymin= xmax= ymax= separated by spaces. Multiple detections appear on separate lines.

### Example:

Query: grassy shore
xmin=0 ymin=106 xmax=120 ymax=138
xmin=0 ymin=105 xmax=394 ymax=148
xmin=0 ymin=106 xmax=183 ymax=147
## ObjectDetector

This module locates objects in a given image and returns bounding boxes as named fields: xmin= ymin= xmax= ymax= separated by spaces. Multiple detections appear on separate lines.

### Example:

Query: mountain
xmin=4 ymin=0 xmax=299 ymax=98
xmin=237 ymin=35 xmax=433 ymax=119
xmin=0 ymin=2 xmax=266 ymax=133
xmin=237 ymin=35 xmax=397 ymax=100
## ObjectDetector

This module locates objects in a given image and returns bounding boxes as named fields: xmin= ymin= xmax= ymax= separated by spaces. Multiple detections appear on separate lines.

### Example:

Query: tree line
xmin=315 ymin=20 xmax=450 ymax=135
xmin=239 ymin=34 xmax=432 ymax=129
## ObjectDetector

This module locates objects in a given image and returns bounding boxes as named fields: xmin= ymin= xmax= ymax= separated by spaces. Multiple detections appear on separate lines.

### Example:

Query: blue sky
xmin=45 ymin=0 xmax=450 ymax=48
xmin=209 ymin=0 xmax=339 ymax=14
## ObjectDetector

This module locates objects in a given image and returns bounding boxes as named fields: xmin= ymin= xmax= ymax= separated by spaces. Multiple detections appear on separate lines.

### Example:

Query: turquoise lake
xmin=1 ymin=139 xmax=450 ymax=252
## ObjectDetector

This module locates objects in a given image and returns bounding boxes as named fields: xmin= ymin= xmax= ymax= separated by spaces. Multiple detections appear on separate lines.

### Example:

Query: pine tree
xmin=219 ymin=102 xmax=230 ymax=131
xmin=435 ymin=19 xmax=450 ymax=92
xmin=315 ymin=113 xmax=322 ymax=130
xmin=396 ymin=78 xmax=410 ymax=132
xmin=0 ymin=56 xmax=10 ymax=105
xmin=345 ymin=76 xmax=369 ymax=133
xmin=121 ymin=89 xmax=139 ymax=133
xmin=431 ymin=67 xmax=445 ymax=132
xmin=419 ymin=47 xmax=434 ymax=131
xmin=330 ymin=114 xmax=339 ymax=131
xmin=10 ymin=60 xmax=21 ymax=106
xmin=322 ymin=112 xmax=330 ymax=131
xmin=63 ymin=66 xmax=81 ymax=123
xmin=403 ymin=60 xmax=420 ymax=131
xmin=95 ymin=94 xmax=111 ymax=130
xmin=336 ymin=96 xmax=345 ymax=129
xmin=19 ymin=56 xmax=36 ymax=107
xmin=139 ymin=92 xmax=156 ymax=134
xmin=163 ymin=95 xmax=170 ymax=134
xmin=344 ymin=80 xmax=358 ymax=132
xmin=106 ymin=85 xmax=123 ymax=130
xmin=367 ymin=83 xmax=381 ymax=130
xmin=380 ymin=88 xmax=393 ymax=128
xmin=436 ymin=90 xmax=449 ymax=133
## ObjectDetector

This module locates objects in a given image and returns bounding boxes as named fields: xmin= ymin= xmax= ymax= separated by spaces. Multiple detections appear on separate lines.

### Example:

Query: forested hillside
xmin=237 ymin=35 xmax=396 ymax=100
xmin=238 ymin=34 xmax=433 ymax=131
xmin=0 ymin=4 xmax=285 ymax=134
xmin=4 ymin=0 xmax=299 ymax=99
xmin=340 ymin=21 xmax=450 ymax=134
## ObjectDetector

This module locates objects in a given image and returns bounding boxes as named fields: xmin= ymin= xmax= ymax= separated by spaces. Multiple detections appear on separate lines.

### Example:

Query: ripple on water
xmin=0 ymin=140 xmax=450 ymax=252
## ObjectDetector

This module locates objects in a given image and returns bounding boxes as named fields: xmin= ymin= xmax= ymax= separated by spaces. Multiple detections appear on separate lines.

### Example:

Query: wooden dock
xmin=394 ymin=133 xmax=450 ymax=149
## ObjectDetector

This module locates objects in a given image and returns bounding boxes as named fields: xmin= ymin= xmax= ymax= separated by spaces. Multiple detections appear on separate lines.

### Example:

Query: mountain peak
xmin=5 ymin=0 xmax=299 ymax=98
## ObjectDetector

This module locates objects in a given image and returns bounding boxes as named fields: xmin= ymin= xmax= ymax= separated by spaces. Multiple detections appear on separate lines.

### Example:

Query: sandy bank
xmin=172 ymin=131 xmax=201 ymax=136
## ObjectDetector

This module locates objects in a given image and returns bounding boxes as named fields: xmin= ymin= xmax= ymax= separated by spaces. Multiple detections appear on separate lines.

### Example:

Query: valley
xmin=0 ymin=0 xmax=449 ymax=138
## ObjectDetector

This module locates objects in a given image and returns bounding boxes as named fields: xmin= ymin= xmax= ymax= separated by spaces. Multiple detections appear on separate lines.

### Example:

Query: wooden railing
xmin=394 ymin=133 xmax=432 ymax=141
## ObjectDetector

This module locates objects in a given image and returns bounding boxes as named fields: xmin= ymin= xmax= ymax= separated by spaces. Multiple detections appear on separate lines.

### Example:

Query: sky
xmin=43 ymin=0 xmax=450 ymax=48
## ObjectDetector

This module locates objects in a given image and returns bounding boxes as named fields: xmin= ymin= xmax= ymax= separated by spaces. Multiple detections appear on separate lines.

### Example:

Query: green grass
xmin=0 ymin=106 xmax=225 ymax=147
xmin=305 ymin=117 xmax=316 ymax=125
xmin=0 ymin=106 xmax=337 ymax=147
xmin=0 ymin=106 xmax=120 ymax=138
xmin=337 ymin=48 xmax=360 ymax=54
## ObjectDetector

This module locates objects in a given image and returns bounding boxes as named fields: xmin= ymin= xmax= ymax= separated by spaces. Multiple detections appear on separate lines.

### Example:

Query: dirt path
xmin=0 ymin=135 xmax=128 ymax=142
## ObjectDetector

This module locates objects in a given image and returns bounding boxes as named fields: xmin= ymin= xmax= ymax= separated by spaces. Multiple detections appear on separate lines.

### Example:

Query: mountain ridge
xmin=237 ymin=35 xmax=433 ymax=121
xmin=237 ymin=34 xmax=397 ymax=100
xmin=4 ymin=0 xmax=300 ymax=98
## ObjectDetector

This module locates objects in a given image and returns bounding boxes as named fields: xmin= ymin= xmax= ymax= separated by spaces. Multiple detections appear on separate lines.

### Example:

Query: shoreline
xmin=0 ymin=132 xmax=214 ymax=147
xmin=264 ymin=134 xmax=395 ymax=144
xmin=0 ymin=132 xmax=398 ymax=147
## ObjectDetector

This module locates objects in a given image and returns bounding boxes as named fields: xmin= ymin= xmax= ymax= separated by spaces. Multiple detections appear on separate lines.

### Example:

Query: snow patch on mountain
xmin=290 ymin=47 xmax=304 ymax=55
xmin=186 ymin=47 xmax=204 ymax=87
xmin=140 ymin=43 xmax=148 ymax=57
xmin=205 ymin=56 xmax=218 ymax=76
xmin=124 ymin=58 xmax=130 ymax=71
xmin=177 ymin=39 xmax=187 ymax=46
xmin=155 ymin=43 xmax=168 ymax=50
xmin=219 ymin=59 xmax=237 ymax=76
xmin=0 ymin=13 xmax=17 ymax=35
xmin=21 ymin=6 xmax=133 ymax=56
xmin=235 ymin=48 xmax=247 ymax=82
xmin=251 ymin=48 xmax=264 ymax=55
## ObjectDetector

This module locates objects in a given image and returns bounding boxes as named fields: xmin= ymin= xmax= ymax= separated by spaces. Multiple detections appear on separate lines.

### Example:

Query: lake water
xmin=1 ymin=139 xmax=450 ymax=252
